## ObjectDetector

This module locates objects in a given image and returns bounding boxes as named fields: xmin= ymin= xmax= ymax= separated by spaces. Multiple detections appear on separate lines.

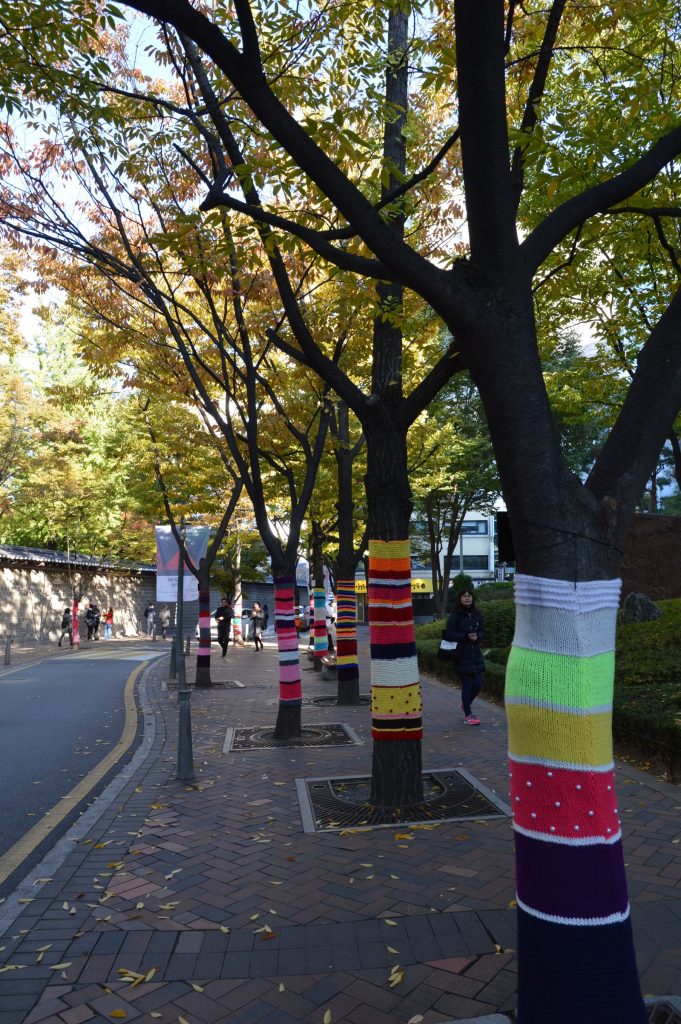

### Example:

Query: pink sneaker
xmin=464 ymin=715 xmax=480 ymax=726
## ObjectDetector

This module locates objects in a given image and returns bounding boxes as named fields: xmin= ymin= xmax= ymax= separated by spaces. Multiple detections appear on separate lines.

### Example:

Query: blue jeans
xmin=458 ymin=671 xmax=483 ymax=716
xmin=104 ymin=623 xmax=112 ymax=640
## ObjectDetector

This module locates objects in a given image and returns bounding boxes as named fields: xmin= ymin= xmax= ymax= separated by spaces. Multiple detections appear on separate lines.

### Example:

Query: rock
xmin=621 ymin=592 xmax=662 ymax=624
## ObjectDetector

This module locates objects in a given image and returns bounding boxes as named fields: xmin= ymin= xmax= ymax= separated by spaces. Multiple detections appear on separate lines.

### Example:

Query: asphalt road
xmin=0 ymin=643 xmax=161 ymax=896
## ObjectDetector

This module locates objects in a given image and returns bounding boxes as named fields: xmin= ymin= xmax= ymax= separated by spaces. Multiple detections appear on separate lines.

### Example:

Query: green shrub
xmin=414 ymin=618 xmax=446 ymax=642
xmin=480 ymin=600 xmax=516 ymax=647
xmin=475 ymin=581 xmax=514 ymax=602
xmin=615 ymin=599 xmax=681 ymax=687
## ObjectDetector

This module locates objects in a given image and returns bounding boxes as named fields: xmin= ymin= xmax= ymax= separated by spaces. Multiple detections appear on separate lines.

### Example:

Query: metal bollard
xmin=3 ymin=636 xmax=10 ymax=665
xmin=184 ymin=635 xmax=190 ymax=656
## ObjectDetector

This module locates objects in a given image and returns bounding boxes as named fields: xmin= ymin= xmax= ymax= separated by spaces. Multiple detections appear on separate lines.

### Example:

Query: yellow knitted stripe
xmin=368 ymin=538 xmax=411 ymax=563
xmin=371 ymin=683 xmax=422 ymax=716
xmin=507 ymin=704 xmax=613 ymax=766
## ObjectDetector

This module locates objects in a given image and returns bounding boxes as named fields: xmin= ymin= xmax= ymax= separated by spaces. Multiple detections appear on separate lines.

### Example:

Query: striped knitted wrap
xmin=273 ymin=576 xmax=302 ymax=706
xmin=336 ymin=579 xmax=358 ymax=684
xmin=368 ymin=539 xmax=422 ymax=741
xmin=232 ymin=588 xmax=242 ymax=642
xmin=197 ymin=589 xmax=212 ymax=667
xmin=313 ymin=586 xmax=328 ymax=659
xmin=509 ymin=573 xmax=645 ymax=1023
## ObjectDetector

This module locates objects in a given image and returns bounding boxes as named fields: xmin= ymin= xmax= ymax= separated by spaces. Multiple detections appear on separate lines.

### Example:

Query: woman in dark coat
xmin=444 ymin=589 xmax=485 ymax=725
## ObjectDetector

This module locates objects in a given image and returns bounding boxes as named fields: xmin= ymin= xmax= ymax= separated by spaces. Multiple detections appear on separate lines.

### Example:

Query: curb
xmin=0 ymin=653 xmax=164 ymax=939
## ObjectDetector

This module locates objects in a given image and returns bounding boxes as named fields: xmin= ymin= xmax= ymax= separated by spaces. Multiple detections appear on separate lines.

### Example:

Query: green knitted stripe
xmin=506 ymin=646 xmax=614 ymax=711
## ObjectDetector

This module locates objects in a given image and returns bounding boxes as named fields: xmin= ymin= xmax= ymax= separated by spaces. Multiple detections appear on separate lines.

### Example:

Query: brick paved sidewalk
xmin=1 ymin=632 xmax=680 ymax=1024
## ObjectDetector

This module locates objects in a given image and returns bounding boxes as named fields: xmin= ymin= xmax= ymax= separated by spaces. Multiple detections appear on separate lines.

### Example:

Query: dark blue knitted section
xmin=517 ymin=907 xmax=646 ymax=1023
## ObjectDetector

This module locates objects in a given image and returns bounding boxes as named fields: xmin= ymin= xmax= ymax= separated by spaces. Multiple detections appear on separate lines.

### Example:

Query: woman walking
xmin=251 ymin=601 xmax=264 ymax=651
xmin=444 ymin=589 xmax=485 ymax=726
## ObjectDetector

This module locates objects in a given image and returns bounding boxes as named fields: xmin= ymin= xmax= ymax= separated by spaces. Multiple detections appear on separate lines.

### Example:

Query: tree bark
xmin=309 ymin=522 xmax=327 ymax=671
xmin=232 ymin=534 xmax=244 ymax=645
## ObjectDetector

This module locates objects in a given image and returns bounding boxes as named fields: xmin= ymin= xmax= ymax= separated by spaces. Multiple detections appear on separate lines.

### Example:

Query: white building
xmin=449 ymin=510 xmax=496 ymax=581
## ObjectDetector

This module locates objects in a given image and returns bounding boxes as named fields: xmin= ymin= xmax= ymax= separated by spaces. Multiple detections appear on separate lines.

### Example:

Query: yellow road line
xmin=0 ymin=661 xmax=147 ymax=887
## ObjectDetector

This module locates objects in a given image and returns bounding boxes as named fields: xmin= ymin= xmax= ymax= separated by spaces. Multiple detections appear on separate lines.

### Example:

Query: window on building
xmin=460 ymin=519 xmax=489 ymax=536
xmin=462 ymin=555 xmax=490 ymax=570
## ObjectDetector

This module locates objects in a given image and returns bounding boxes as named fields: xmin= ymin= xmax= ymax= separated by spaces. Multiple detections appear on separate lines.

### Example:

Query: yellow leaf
xmin=278 ymin=982 xmax=285 ymax=992
xmin=16 ymin=898 xmax=34 ymax=904
xmin=48 ymin=963 xmax=72 ymax=970
xmin=135 ymin=902 xmax=144 ymax=910
xmin=393 ymin=833 xmax=413 ymax=840
xmin=0 ymin=965 xmax=27 ymax=972
xmin=388 ymin=967 xmax=404 ymax=988
xmin=36 ymin=952 xmax=44 ymax=963
xmin=407 ymin=1016 xmax=424 ymax=1023
xmin=387 ymin=946 xmax=399 ymax=954
xmin=158 ymin=902 xmax=180 ymax=910
xmin=508 ymin=899 xmax=517 ymax=909
xmin=179 ymin=1017 xmax=190 ymax=1024
xmin=110 ymin=1012 xmax=128 ymax=1020
xmin=37 ymin=945 xmax=52 ymax=952
xmin=145 ymin=968 xmax=158 ymax=983
xmin=323 ymin=1011 xmax=332 ymax=1024
xmin=219 ymin=925 xmax=230 ymax=933
xmin=494 ymin=944 xmax=503 ymax=953
xmin=384 ymin=919 xmax=397 ymax=926
xmin=250 ymin=913 xmax=260 ymax=921
xmin=191 ymin=983 xmax=204 ymax=992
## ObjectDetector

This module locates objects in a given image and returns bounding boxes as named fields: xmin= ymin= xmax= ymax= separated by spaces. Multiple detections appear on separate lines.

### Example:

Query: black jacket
xmin=444 ymin=607 xmax=485 ymax=673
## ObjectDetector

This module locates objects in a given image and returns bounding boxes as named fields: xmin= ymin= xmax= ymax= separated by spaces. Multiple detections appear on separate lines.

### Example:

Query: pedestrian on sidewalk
xmin=144 ymin=601 xmax=156 ymax=638
xmin=85 ymin=602 xmax=98 ymax=641
xmin=444 ymin=589 xmax=486 ymax=726
xmin=58 ymin=606 xmax=73 ymax=647
xmin=251 ymin=600 xmax=264 ymax=651
xmin=104 ymin=606 xmax=114 ymax=640
xmin=214 ymin=597 xmax=234 ymax=657
xmin=159 ymin=603 xmax=171 ymax=639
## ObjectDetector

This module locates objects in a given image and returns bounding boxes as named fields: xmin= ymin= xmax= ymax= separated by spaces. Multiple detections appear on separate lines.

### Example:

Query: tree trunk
xmin=467 ymin=302 xmax=646 ymax=1022
xmin=334 ymin=402 xmax=362 ymax=704
xmin=195 ymin=561 xmax=212 ymax=688
xmin=310 ymin=523 xmax=327 ymax=671
xmin=669 ymin=428 xmax=681 ymax=488
xmin=232 ymin=535 xmax=244 ymax=645
xmin=272 ymin=574 xmax=303 ymax=740
xmin=336 ymin=579 xmax=360 ymax=705
xmin=365 ymin=419 xmax=424 ymax=809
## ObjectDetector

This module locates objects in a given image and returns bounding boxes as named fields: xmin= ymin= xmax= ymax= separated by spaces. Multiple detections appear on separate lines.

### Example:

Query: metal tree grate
xmin=298 ymin=768 xmax=510 ymax=832
xmin=302 ymin=694 xmax=371 ymax=707
xmin=223 ymin=722 xmax=361 ymax=752
xmin=648 ymin=1001 xmax=681 ymax=1023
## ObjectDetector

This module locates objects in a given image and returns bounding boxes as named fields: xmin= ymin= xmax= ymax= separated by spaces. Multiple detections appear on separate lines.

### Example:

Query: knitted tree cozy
xmin=368 ymin=539 xmax=422 ymax=741
xmin=313 ymin=586 xmax=328 ymax=664
xmin=273 ymin=576 xmax=302 ymax=710
xmin=508 ymin=574 xmax=645 ymax=1023
xmin=336 ymin=579 xmax=359 ymax=688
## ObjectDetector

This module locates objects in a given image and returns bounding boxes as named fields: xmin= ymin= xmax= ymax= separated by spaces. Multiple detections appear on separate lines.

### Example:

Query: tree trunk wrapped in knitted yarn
xmin=336 ymin=579 xmax=359 ymax=705
xmin=195 ymin=586 xmax=212 ymax=688
xmin=508 ymin=574 xmax=646 ymax=1023
xmin=312 ymin=586 xmax=328 ymax=671
xmin=368 ymin=539 xmax=424 ymax=809
xmin=273 ymin=575 xmax=302 ymax=739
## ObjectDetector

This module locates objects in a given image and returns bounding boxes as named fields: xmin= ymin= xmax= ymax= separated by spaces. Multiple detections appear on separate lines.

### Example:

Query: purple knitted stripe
xmin=515 ymin=832 xmax=628 ymax=923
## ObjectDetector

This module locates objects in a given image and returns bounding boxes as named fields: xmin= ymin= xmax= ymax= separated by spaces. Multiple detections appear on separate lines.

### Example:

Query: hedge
xmin=415 ymin=598 xmax=681 ymax=779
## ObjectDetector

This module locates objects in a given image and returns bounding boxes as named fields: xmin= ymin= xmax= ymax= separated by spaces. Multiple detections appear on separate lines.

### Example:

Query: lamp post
xmin=176 ymin=518 xmax=194 ymax=782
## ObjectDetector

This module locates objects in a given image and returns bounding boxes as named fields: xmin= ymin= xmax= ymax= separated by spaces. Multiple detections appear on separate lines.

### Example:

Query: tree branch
xmin=522 ymin=123 xmax=681 ymax=272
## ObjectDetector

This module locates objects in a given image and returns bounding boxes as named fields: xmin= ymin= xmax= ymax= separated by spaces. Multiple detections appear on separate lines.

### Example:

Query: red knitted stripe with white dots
xmin=509 ymin=760 xmax=620 ymax=841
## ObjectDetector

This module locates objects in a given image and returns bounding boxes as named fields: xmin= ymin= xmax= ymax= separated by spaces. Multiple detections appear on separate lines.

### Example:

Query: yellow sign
xmin=354 ymin=578 xmax=432 ymax=595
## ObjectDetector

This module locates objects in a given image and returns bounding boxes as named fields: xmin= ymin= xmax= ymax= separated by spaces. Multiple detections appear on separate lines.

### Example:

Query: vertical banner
xmin=155 ymin=526 xmax=210 ymax=602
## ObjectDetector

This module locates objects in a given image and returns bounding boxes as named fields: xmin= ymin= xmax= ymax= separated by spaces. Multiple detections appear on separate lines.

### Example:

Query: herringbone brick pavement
xmin=1 ymin=630 xmax=680 ymax=1023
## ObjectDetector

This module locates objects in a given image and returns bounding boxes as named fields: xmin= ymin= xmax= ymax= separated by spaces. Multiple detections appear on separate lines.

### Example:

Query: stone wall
xmin=0 ymin=566 xmax=156 ymax=644
xmin=621 ymin=513 xmax=681 ymax=602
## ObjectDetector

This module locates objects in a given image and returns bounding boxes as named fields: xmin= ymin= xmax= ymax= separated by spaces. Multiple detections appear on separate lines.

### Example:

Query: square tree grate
xmin=648 ymin=1000 xmax=681 ymax=1024
xmin=297 ymin=767 xmax=510 ymax=833
xmin=222 ymin=722 xmax=362 ymax=752
xmin=302 ymin=694 xmax=371 ymax=707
